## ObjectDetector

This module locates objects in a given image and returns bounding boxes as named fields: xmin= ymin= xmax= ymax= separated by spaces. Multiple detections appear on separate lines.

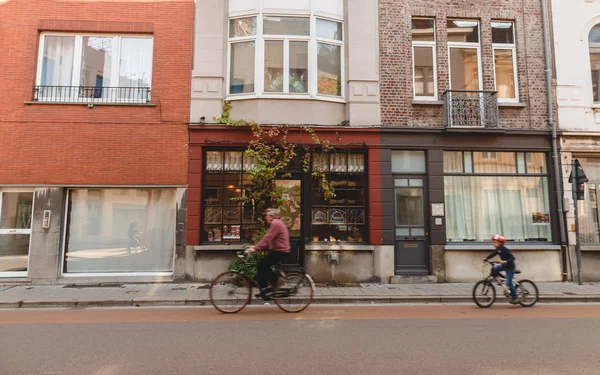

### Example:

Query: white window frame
xmin=447 ymin=20 xmax=483 ymax=92
xmin=492 ymin=21 xmax=519 ymax=103
xmin=0 ymin=188 xmax=35 ymax=278
xmin=226 ymin=13 xmax=345 ymax=102
xmin=35 ymin=32 xmax=153 ymax=103
xmin=412 ymin=18 xmax=438 ymax=101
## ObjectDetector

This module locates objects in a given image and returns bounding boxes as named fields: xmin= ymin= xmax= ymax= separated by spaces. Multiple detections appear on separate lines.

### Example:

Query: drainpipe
xmin=541 ymin=0 xmax=568 ymax=281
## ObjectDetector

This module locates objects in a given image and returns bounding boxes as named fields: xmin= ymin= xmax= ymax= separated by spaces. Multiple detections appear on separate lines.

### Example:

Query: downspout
xmin=541 ymin=0 xmax=568 ymax=281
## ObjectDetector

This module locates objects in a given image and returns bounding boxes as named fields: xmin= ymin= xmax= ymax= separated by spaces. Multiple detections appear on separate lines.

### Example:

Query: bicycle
xmin=472 ymin=260 xmax=539 ymax=308
xmin=209 ymin=251 xmax=315 ymax=314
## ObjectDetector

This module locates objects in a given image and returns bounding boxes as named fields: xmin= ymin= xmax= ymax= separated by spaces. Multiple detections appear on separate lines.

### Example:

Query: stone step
xmin=389 ymin=275 xmax=438 ymax=284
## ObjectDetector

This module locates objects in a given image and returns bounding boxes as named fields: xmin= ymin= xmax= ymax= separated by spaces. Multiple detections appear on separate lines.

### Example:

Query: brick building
xmin=0 ymin=0 xmax=192 ymax=283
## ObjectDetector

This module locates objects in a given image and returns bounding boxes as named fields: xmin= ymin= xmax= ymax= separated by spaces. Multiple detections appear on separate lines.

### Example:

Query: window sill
xmin=445 ymin=244 xmax=559 ymax=251
xmin=580 ymin=244 xmax=600 ymax=252
xmin=412 ymin=99 xmax=443 ymax=106
xmin=24 ymin=101 xmax=156 ymax=107
xmin=498 ymin=102 xmax=526 ymax=108
xmin=194 ymin=244 xmax=246 ymax=251
xmin=226 ymin=94 xmax=346 ymax=104
xmin=305 ymin=244 xmax=373 ymax=251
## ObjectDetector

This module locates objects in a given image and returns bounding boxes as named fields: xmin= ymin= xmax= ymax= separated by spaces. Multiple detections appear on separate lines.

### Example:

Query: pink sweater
xmin=254 ymin=219 xmax=291 ymax=253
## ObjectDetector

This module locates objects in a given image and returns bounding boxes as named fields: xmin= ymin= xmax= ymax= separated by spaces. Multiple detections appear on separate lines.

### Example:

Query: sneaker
xmin=509 ymin=298 xmax=519 ymax=305
xmin=260 ymin=287 xmax=274 ymax=301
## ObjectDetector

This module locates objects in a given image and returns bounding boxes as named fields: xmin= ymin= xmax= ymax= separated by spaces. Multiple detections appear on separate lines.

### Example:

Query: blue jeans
xmin=493 ymin=264 xmax=518 ymax=299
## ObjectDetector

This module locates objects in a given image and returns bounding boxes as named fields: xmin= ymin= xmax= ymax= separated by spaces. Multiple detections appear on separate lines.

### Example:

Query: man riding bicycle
xmin=247 ymin=208 xmax=291 ymax=301
xmin=482 ymin=234 xmax=519 ymax=305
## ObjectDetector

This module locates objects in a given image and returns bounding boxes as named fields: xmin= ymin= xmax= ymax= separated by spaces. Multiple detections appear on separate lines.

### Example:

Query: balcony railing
xmin=33 ymin=86 xmax=151 ymax=104
xmin=443 ymin=90 xmax=498 ymax=128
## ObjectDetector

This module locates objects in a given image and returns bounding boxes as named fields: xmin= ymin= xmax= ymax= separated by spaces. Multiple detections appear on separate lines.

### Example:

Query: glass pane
xmin=317 ymin=19 xmax=342 ymax=40
xmin=0 ymin=234 xmax=30 ymax=272
xmin=64 ymin=189 xmax=176 ymax=273
xmin=395 ymin=179 xmax=408 ymax=187
xmin=205 ymin=207 xmax=222 ymax=224
xmin=443 ymin=152 xmax=463 ymax=173
xmin=591 ymin=46 xmax=600 ymax=102
xmin=494 ymin=49 xmax=516 ymax=99
xmin=230 ymin=17 xmax=257 ymax=37
xmin=526 ymin=153 xmax=547 ymax=174
xmin=411 ymin=19 xmax=435 ymax=42
xmin=449 ymin=47 xmax=480 ymax=90
xmin=205 ymin=173 xmax=223 ymax=188
xmin=580 ymin=186 xmax=600 ymax=243
xmin=444 ymin=176 xmax=551 ymax=242
xmin=81 ymin=37 xmax=113 ymax=94
xmin=222 ymin=224 xmax=241 ymax=240
xmin=312 ymin=153 xmax=329 ymax=171
xmin=409 ymin=179 xmax=423 ymax=187
xmin=347 ymin=191 xmax=365 ymax=206
xmin=517 ymin=152 xmax=526 ymax=174
xmin=223 ymin=207 xmax=241 ymax=224
xmin=317 ymin=43 xmax=341 ymax=96
xmin=243 ymin=153 xmax=256 ymax=171
xmin=348 ymin=154 xmax=365 ymax=173
xmin=204 ymin=189 xmax=223 ymax=206
xmin=119 ymin=38 xmax=153 ymax=90
xmin=411 ymin=228 xmax=425 ymax=236
xmin=1 ymin=193 xmax=33 ymax=229
xmin=289 ymin=41 xmax=308 ymax=93
xmin=204 ymin=224 xmax=222 ymax=242
xmin=347 ymin=175 xmax=366 ymax=190
xmin=574 ymin=157 xmax=600 ymax=181
xmin=264 ymin=40 xmax=283 ymax=92
xmin=395 ymin=188 xmax=424 ymax=226
xmin=330 ymin=153 xmax=347 ymax=172
xmin=464 ymin=152 xmax=473 ymax=173
xmin=275 ymin=180 xmax=302 ymax=237
xmin=447 ymin=20 xmax=479 ymax=43
xmin=264 ymin=16 xmax=309 ymax=36
xmin=392 ymin=151 xmax=426 ymax=173
xmin=413 ymin=46 xmax=435 ymax=97
xmin=224 ymin=151 xmax=243 ymax=171
xmin=491 ymin=22 xmax=514 ymax=44
xmin=396 ymin=228 xmax=410 ymax=236
xmin=591 ymin=25 xmax=600 ymax=44
xmin=230 ymin=42 xmax=255 ymax=94
xmin=348 ymin=208 xmax=365 ymax=224
xmin=473 ymin=152 xmax=516 ymax=173
xmin=206 ymin=151 xmax=223 ymax=171
xmin=41 ymin=35 xmax=75 ymax=86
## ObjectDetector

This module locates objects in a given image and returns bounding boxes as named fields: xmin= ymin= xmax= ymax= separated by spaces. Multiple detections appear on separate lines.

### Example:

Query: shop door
xmin=0 ymin=190 xmax=34 ymax=276
xmin=274 ymin=179 xmax=303 ymax=265
xmin=394 ymin=177 xmax=430 ymax=275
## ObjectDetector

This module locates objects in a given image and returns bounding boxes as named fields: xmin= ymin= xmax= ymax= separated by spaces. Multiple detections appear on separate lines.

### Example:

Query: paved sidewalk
xmin=1 ymin=282 xmax=600 ymax=308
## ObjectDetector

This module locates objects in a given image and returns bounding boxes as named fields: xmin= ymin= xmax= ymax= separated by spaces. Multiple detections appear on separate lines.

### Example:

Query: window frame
xmin=491 ymin=21 xmax=519 ymax=103
xmin=411 ymin=18 xmax=438 ymax=101
xmin=447 ymin=19 xmax=483 ymax=92
xmin=226 ymin=13 xmax=345 ymax=101
xmin=35 ymin=32 xmax=154 ymax=103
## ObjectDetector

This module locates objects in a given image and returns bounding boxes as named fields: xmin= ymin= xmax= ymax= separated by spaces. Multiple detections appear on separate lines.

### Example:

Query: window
xmin=392 ymin=150 xmax=426 ymax=173
xmin=492 ymin=21 xmax=518 ymax=101
xmin=35 ymin=33 xmax=153 ymax=103
xmin=228 ymin=14 xmax=343 ymax=98
xmin=64 ymin=188 xmax=175 ymax=273
xmin=203 ymin=151 xmax=259 ymax=243
xmin=412 ymin=18 xmax=437 ymax=99
xmin=0 ymin=190 xmax=34 ymax=275
xmin=447 ymin=20 xmax=481 ymax=91
xmin=443 ymin=151 xmax=551 ymax=243
xmin=574 ymin=158 xmax=600 ymax=243
xmin=311 ymin=153 xmax=366 ymax=243
xmin=590 ymin=25 xmax=600 ymax=102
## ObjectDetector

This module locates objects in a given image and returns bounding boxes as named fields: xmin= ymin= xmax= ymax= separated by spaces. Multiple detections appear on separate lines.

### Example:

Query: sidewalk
xmin=2 ymin=282 xmax=600 ymax=308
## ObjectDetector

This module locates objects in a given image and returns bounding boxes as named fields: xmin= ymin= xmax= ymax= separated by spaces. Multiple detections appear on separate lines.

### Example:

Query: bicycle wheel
xmin=273 ymin=272 xmax=314 ymax=313
xmin=472 ymin=280 xmax=496 ymax=308
xmin=209 ymin=271 xmax=251 ymax=313
xmin=517 ymin=279 xmax=539 ymax=307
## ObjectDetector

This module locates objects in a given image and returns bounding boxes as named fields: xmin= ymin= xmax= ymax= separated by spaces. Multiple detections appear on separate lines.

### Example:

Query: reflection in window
xmin=230 ymin=42 xmax=256 ymax=94
xmin=412 ymin=18 xmax=437 ymax=98
xmin=575 ymin=158 xmax=600 ymax=243
xmin=493 ymin=21 xmax=517 ymax=100
xmin=449 ymin=48 xmax=480 ymax=90
xmin=64 ymin=189 xmax=176 ymax=273
xmin=590 ymin=25 xmax=600 ymax=102
xmin=317 ymin=44 xmax=341 ymax=96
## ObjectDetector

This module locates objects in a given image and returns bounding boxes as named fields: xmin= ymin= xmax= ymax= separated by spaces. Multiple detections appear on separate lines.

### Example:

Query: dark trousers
xmin=257 ymin=251 xmax=288 ymax=289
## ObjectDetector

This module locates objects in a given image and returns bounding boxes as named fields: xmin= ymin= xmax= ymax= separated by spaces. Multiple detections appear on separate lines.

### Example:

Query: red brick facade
xmin=0 ymin=0 xmax=192 ymax=185
xmin=379 ymin=0 xmax=551 ymax=129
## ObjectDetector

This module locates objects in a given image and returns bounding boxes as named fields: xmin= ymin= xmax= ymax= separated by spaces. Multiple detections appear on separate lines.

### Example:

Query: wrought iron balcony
xmin=443 ymin=90 xmax=498 ymax=128
xmin=33 ymin=86 xmax=151 ymax=104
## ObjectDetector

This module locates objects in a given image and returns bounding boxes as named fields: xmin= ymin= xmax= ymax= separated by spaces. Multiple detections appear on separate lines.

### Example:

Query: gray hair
xmin=265 ymin=208 xmax=280 ymax=219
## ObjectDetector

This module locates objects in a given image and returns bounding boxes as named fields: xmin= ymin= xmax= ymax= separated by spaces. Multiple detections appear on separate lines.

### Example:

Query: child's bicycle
xmin=472 ymin=260 xmax=539 ymax=308
xmin=209 ymin=251 xmax=315 ymax=314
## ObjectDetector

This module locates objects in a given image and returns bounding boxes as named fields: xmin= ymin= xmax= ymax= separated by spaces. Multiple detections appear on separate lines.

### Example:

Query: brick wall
xmin=0 ymin=0 xmax=193 ymax=185
xmin=379 ymin=0 xmax=551 ymax=129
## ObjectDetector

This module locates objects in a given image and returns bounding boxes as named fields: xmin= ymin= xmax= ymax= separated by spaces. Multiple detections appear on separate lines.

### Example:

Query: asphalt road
xmin=1 ymin=304 xmax=600 ymax=375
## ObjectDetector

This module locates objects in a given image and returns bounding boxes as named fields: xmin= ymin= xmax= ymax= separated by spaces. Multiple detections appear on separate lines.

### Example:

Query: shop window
xmin=574 ymin=158 xmax=600 ymax=243
xmin=311 ymin=153 xmax=366 ymax=243
xmin=443 ymin=151 xmax=551 ymax=242
xmin=64 ymin=188 xmax=176 ymax=273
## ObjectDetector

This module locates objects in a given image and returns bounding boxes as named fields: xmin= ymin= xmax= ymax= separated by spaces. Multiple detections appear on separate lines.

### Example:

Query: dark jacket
xmin=485 ymin=245 xmax=516 ymax=270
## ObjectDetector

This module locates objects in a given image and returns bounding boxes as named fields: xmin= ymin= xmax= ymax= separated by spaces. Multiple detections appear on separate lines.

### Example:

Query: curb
xmin=2 ymin=295 xmax=600 ymax=308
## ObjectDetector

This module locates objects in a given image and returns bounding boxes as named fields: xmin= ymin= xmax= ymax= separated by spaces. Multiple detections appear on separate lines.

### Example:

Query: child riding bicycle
xmin=481 ymin=234 xmax=519 ymax=305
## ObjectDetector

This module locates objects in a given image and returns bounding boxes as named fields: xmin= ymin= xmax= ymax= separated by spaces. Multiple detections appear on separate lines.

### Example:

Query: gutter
xmin=541 ymin=0 xmax=569 ymax=281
